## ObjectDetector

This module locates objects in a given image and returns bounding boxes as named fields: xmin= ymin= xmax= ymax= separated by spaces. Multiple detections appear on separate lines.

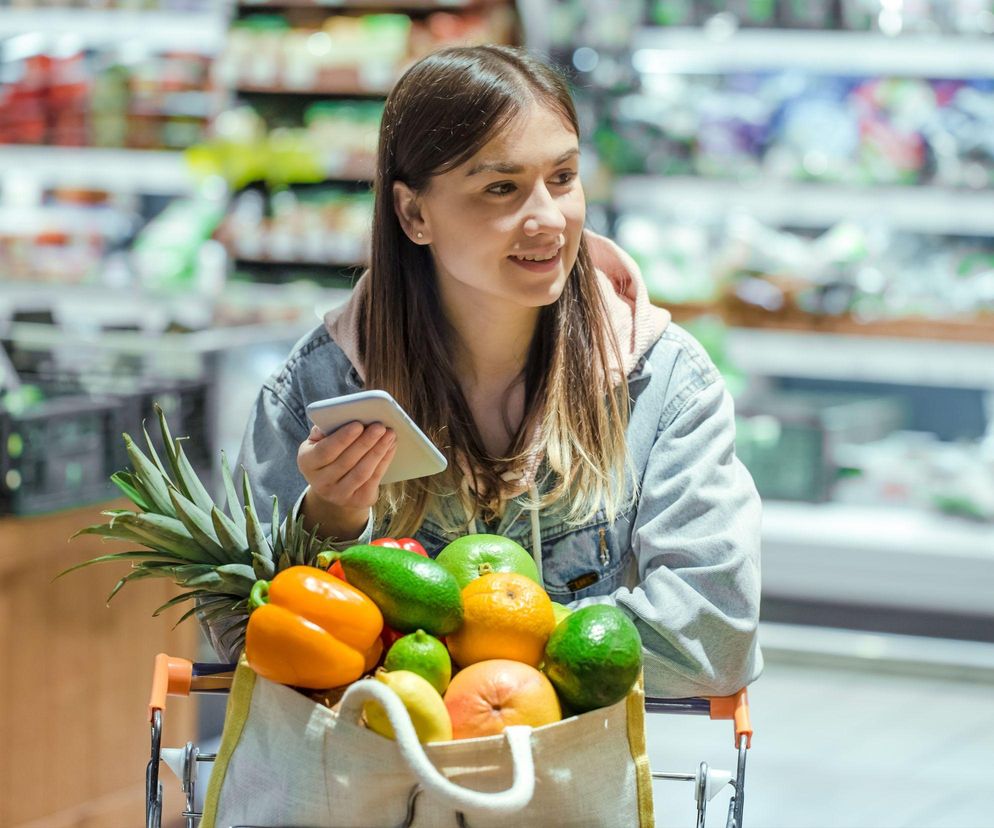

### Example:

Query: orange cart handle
xmin=709 ymin=688 xmax=752 ymax=748
xmin=147 ymin=653 xmax=193 ymax=722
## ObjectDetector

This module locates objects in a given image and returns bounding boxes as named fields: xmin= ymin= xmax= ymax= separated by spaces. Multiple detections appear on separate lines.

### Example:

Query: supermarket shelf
xmin=0 ymin=9 xmax=226 ymax=54
xmin=613 ymin=176 xmax=994 ymax=237
xmin=725 ymin=327 xmax=994 ymax=389
xmin=761 ymin=500 xmax=994 ymax=617
xmin=0 ymin=146 xmax=198 ymax=196
xmin=0 ymin=317 xmax=331 ymax=355
xmin=631 ymin=26 xmax=994 ymax=79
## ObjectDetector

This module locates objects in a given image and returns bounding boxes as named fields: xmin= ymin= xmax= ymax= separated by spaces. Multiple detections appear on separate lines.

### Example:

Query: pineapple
xmin=63 ymin=404 xmax=331 ymax=656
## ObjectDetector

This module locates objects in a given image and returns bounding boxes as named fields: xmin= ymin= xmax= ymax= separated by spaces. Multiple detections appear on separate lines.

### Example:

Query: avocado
xmin=542 ymin=605 xmax=643 ymax=712
xmin=338 ymin=544 xmax=463 ymax=636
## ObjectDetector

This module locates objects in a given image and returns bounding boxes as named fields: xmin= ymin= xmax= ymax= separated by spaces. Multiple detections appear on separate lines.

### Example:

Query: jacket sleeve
xmin=199 ymin=381 xmax=373 ymax=662
xmin=572 ymin=372 xmax=763 ymax=698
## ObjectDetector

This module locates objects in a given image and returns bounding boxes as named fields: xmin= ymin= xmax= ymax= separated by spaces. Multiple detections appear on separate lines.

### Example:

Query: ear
xmin=393 ymin=181 xmax=430 ymax=244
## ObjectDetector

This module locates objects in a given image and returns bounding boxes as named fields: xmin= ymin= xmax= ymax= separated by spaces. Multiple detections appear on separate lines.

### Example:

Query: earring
xmin=416 ymin=232 xmax=423 ymax=239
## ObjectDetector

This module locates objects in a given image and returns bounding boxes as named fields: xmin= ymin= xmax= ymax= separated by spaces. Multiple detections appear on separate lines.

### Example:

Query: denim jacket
xmin=218 ymin=315 xmax=763 ymax=698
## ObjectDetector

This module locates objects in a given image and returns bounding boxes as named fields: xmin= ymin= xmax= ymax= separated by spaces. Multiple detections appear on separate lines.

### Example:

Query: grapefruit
xmin=445 ymin=572 xmax=555 ymax=668
xmin=435 ymin=534 xmax=540 ymax=588
xmin=443 ymin=659 xmax=561 ymax=739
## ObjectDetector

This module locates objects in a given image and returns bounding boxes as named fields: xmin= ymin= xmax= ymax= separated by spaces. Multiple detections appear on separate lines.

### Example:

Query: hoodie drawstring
xmin=528 ymin=484 xmax=544 ymax=587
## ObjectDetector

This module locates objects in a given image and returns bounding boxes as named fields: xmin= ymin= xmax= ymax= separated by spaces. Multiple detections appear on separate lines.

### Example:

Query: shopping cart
xmin=146 ymin=654 xmax=753 ymax=828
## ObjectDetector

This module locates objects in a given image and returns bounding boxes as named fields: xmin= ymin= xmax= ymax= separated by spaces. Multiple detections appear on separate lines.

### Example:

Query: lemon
xmin=364 ymin=668 xmax=452 ymax=743
xmin=551 ymin=601 xmax=572 ymax=626
xmin=383 ymin=629 xmax=452 ymax=694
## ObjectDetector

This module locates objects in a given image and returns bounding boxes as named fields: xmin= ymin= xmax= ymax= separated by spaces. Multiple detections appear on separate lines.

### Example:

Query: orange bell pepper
xmin=245 ymin=565 xmax=383 ymax=689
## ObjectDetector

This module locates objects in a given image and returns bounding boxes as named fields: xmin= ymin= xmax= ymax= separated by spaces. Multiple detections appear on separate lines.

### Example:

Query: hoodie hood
xmin=324 ymin=228 xmax=670 ymax=383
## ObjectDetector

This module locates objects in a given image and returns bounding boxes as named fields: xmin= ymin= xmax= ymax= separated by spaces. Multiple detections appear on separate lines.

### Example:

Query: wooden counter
xmin=0 ymin=501 xmax=199 ymax=828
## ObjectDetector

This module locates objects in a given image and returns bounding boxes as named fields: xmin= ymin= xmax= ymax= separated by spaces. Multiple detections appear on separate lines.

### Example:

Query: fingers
xmin=299 ymin=423 xmax=397 ymax=507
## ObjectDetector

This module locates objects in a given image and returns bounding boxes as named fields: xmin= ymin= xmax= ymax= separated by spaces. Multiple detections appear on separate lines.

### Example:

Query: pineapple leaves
xmin=154 ymin=403 xmax=180 ymax=472
xmin=151 ymin=589 xmax=212 ymax=617
xmin=67 ymin=405 xmax=284 ymax=636
xmin=220 ymin=451 xmax=246 ymax=534
xmin=211 ymin=507 xmax=250 ymax=561
xmin=110 ymin=511 xmax=215 ymax=564
xmin=173 ymin=441 xmax=214 ymax=516
xmin=143 ymin=423 xmax=172 ymax=481
xmin=110 ymin=471 xmax=153 ymax=512
xmin=55 ymin=550 xmax=187 ymax=580
xmin=106 ymin=567 xmax=160 ymax=604
xmin=123 ymin=434 xmax=177 ymax=518
xmin=240 ymin=467 xmax=257 ymax=520
xmin=246 ymin=503 xmax=275 ymax=580
xmin=169 ymin=487 xmax=227 ymax=564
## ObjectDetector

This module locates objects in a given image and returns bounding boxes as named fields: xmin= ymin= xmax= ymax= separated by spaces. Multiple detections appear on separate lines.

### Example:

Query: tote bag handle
xmin=338 ymin=679 xmax=536 ymax=815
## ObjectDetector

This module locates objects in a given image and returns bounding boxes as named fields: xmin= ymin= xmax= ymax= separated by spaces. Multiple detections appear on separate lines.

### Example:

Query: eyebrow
xmin=465 ymin=148 xmax=580 ymax=177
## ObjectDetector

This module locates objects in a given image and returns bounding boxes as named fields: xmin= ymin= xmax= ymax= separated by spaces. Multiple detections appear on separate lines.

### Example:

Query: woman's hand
xmin=297 ymin=421 xmax=397 ymax=540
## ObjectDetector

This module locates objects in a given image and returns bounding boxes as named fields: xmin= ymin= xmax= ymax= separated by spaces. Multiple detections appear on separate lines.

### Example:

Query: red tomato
xmin=397 ymin=538 xmax=428 ymax=557
xmin=372 ymin=537 xmax=428 ymax=557
xmin=327 ymin=560 xmax=347 ymax=582
xmin=380 ymin=624 xmax=405 ymax=650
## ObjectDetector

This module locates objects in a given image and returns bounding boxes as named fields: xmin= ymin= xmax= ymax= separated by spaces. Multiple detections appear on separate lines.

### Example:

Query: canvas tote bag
xmin=202 ymin=658 xmax=655 ymax=828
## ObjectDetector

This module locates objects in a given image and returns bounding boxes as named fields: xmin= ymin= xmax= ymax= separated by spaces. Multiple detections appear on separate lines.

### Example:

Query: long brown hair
xmin=363 ymin=45 xmax=632 ymax=535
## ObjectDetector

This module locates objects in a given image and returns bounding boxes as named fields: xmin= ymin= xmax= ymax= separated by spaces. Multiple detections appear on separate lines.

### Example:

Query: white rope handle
xmin=338 ymin=679 xmax=536 ymax=815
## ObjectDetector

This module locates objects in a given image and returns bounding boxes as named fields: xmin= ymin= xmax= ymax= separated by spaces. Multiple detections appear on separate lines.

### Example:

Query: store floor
xmin=648 ymin=631 xmax=994 ymax=828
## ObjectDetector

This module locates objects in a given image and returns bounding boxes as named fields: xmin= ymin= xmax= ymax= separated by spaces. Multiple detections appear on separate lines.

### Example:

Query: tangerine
xmin=445 ymin=572 xmax=555 ymax=668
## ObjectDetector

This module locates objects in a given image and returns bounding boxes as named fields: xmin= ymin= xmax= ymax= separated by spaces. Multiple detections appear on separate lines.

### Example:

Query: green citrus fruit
xmin=542 ymin=605 xmax=643 ymax=713
xmin=435 ymin=533 xmax=540 ymax=589
xmin=383 ymin=629 xmax=452 ymax=694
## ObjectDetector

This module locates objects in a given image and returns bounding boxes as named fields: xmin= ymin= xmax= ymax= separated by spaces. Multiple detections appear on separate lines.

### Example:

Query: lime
xmin=542 ymin=605 xmax=643 ymax=713
xmin=435 ymin=533 xmax=540 ymax=589
xmin=364 ymin=668 xmax=452 ymax=743
xmin=383 ymin=629 xmax=452 ymax=694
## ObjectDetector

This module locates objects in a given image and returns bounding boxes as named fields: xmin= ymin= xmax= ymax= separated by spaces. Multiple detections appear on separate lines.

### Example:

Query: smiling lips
xmin=508 ymin=242 xmax=564 ymax=272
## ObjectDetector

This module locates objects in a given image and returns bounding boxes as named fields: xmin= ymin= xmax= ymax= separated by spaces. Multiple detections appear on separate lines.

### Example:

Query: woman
xmin=223 ymin=45 xmax=762 ymax=698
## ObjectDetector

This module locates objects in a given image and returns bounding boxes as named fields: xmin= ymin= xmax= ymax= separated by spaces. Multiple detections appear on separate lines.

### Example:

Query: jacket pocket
xmin=540 ymin=517 xmax=626 ymax=604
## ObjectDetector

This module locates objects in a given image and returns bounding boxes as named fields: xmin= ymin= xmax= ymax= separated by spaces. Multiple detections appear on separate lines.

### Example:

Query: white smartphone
xmin=305 ymin=390 xmax=448 ymax=484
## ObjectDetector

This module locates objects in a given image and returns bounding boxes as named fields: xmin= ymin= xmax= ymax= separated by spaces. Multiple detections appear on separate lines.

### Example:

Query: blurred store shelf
xmin=0 ymin=8 xmax=226 ymax=54
xmin=762 ymin=500 xmax=994 ymax=616
xmin=632 ymin=26 xmax=994 ymax=79
xmin=725 ymin=327 xmax=994 ymax=389
xmin=0 ymin=146 xmax=199 ymax=196
xmin=614 ymin=176 xmax=994 ymax=237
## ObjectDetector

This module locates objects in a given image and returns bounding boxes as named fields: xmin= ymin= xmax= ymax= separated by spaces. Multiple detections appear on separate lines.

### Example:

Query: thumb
xmin=308 ymin=425 xmax=324 ymax=442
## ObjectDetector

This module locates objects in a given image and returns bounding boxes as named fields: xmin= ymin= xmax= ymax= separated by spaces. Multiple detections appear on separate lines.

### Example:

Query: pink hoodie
xmin=324 ymin=229 xmax=670 ymax=497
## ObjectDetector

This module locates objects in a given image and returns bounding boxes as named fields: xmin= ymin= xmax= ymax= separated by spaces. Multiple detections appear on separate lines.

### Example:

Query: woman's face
xmin=398 ymin=101 xmax=585 ymax=314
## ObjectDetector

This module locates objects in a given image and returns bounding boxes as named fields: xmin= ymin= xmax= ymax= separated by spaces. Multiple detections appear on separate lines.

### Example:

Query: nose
xmin=522 ymin=181 xmax=566 ymax=237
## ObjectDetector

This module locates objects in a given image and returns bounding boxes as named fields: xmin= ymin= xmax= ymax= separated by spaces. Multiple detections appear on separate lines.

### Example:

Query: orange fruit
xmin=444 ymin=659 xmax=561 ymax=739
xmin=445 ymin=572 xmax=555 ymax=668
